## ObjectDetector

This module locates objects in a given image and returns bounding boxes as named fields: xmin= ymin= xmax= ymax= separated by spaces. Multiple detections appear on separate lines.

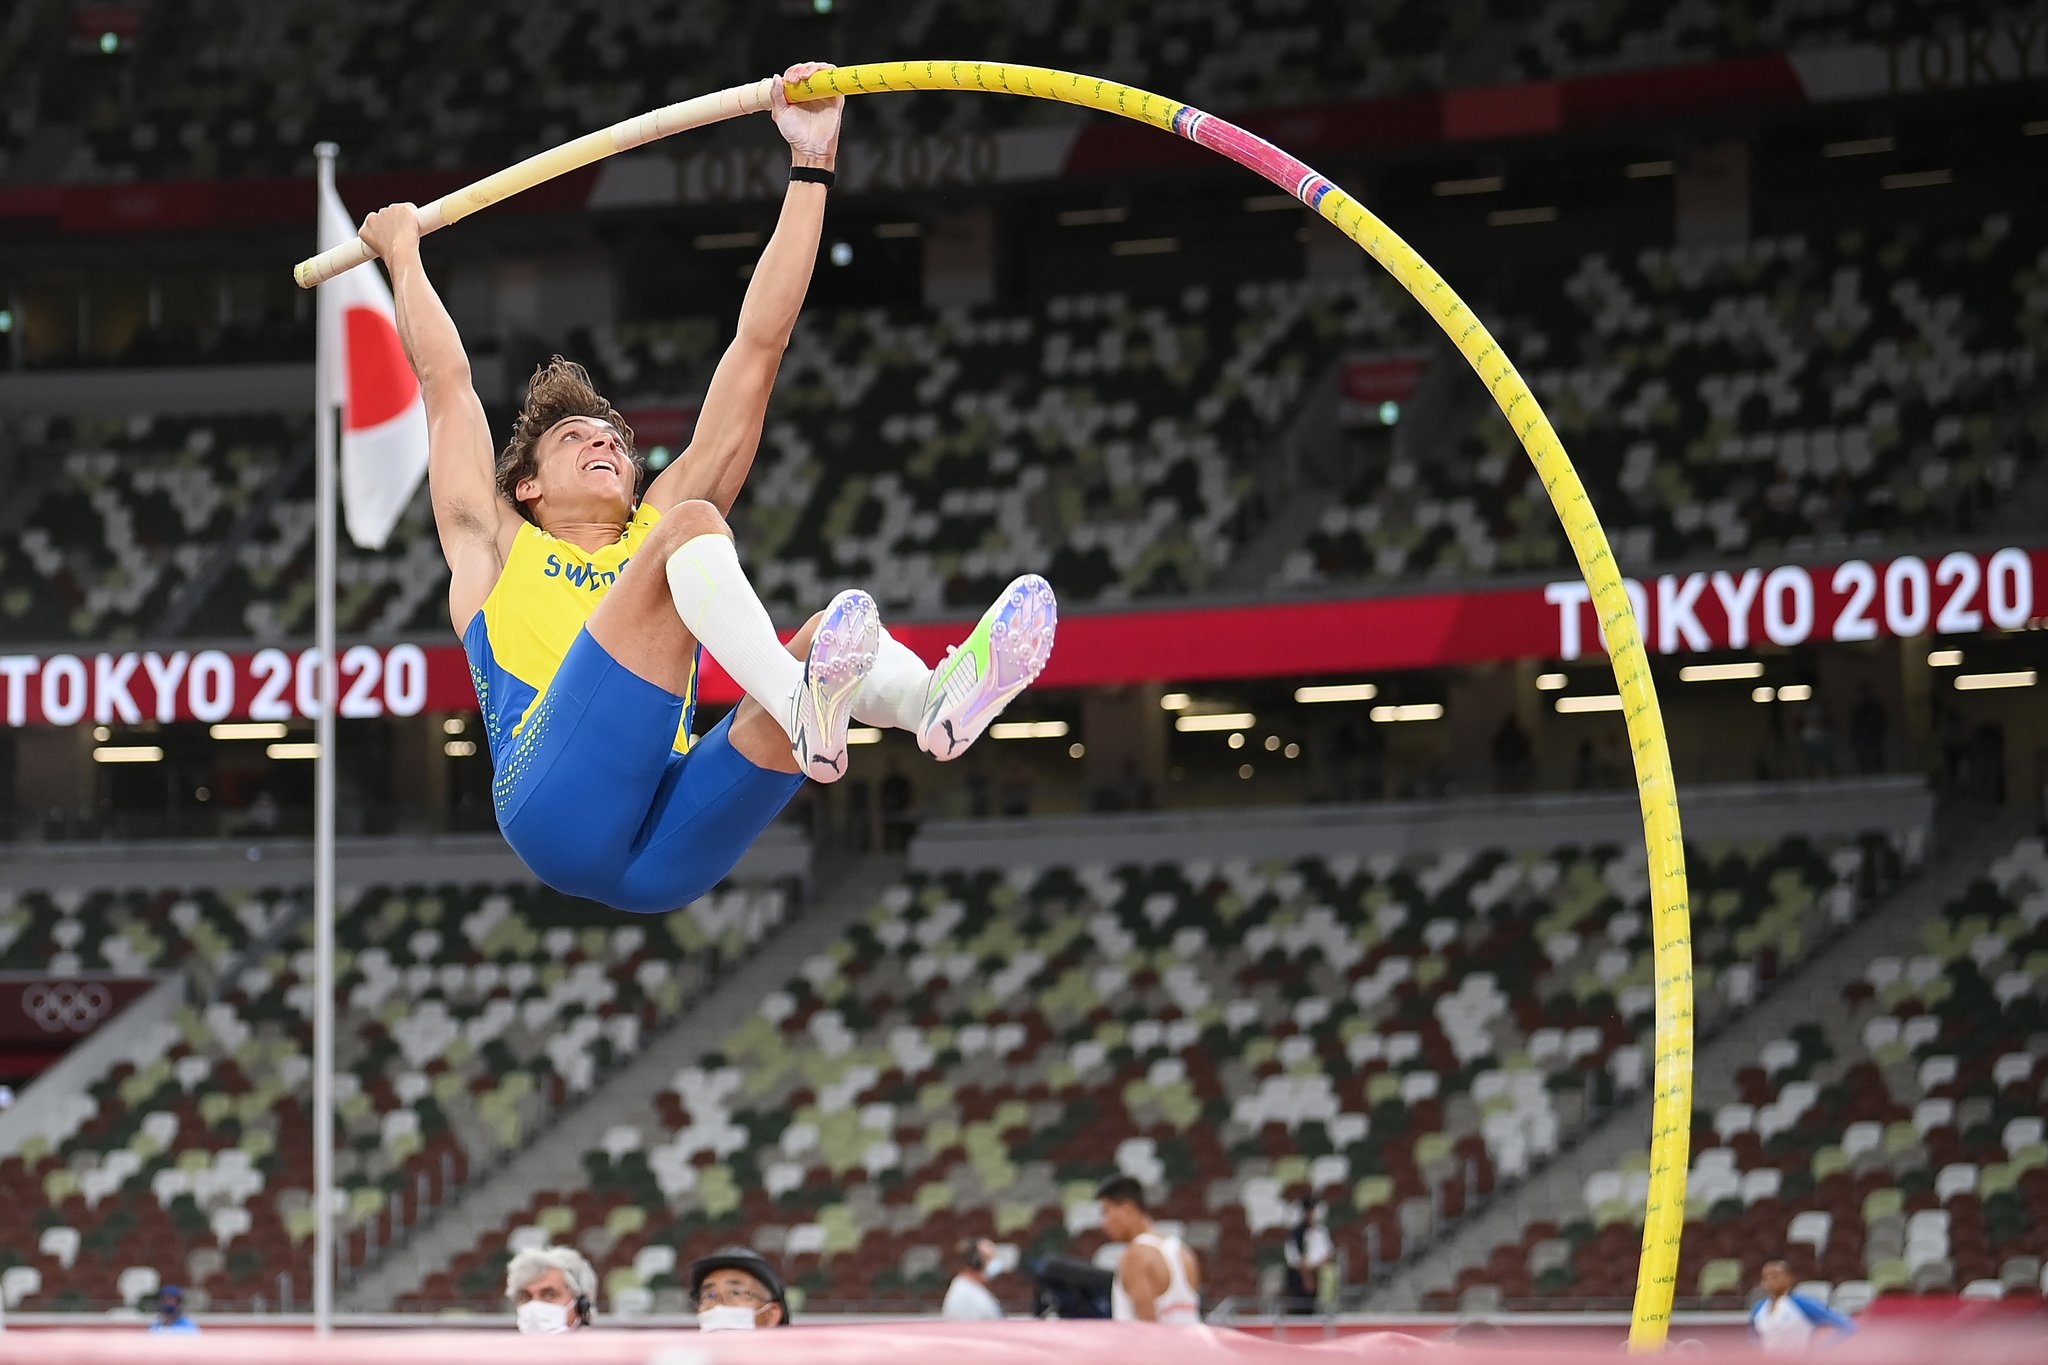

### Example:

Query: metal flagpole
xmin=310 ymin=140 xmax=341 ymax=1336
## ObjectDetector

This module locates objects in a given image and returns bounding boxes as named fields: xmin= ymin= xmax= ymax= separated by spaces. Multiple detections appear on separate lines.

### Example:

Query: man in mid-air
xmin=358 ymin=63 xmax=1056 ymax=914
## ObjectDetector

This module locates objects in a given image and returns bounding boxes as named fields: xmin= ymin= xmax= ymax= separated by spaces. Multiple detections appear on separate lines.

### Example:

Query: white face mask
xmin=699 ymin=1304 xmax=761 ymax=1333
xmin=984 ymin=1250 xmax=1015 ymax=1277
xmin=516 ymin=1300 xmax=572 ymax=1335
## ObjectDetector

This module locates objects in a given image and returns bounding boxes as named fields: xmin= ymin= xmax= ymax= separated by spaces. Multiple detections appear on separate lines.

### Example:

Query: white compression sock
xmin=851 ymin=628 xmax=932 ymax=732
xmin=664 ymin=532 xmax=805 ymax=736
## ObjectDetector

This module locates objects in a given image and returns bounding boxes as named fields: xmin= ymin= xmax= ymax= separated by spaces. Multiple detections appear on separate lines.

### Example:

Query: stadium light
xmin=1677 ymin=661 xmax=1764 ymax=683
xmin=829 ymin=241 xmax=854 ymax=267
xmin=1237 ymin=764 xmax=1254 ymax=779
xmin=99 ymin=31 xmax=118 ymax=53
xmin=267 ymin=742 xmax=320 ymax=760
xmin=443 ymin=740 xmax=477 ymax=758
xmin=1057 ymin=207 xmax=1127 ymax=226
xmin=1294 ymin=682 xmax=1377 ymax=704
xmin=93 ymin=745 xmax=163 ymax=764
xmin=1777 ymin=684 xmax=1813 ymax=702
xmin=1751 ymin=687 xmax=1776 ymax=703
xmin=1881 ymin=170 xmax=1951 ymax=190
xmin=989 ymin=720 xmax=1069 ymax=740
xmin=1434 ymin=175 xmax=1503 ymax=197
xmin=211 ymin=721 xmax=290 ymax=741
xmin=1370 ymin=703 xmax=1444 ymax=723
xmin=1067 ymin=743 xmax=1085 ymax=759
xmin=1284 ymin=743 xmax=1301 ymax=759
xmin=1554 ymin=695 xmax=1622 ymax=714
xmin=1378 ymin=400 xmax=1401 ymax=425
xmin=1228 ymin=732 xmax=1245 ymax=750
xmin=0 ymin=309 xmax=13 ymax=333
xmin=1955 ymin=670 xmax=2037 ymax=691
xmin=443 ymin=717 xmax=467 ymax=735
xmin=846 ymin=727 xmax=884 ymax=744
xmin=1928 ymin=650 xmax=1963 ymax=667
xmin=1535 ymin=673 xmax=1568 ymax=691
xmin=92 ymin=726 xmax=110 ymax=742
xmin=1158 ymin=693 xmax=1193 ymax=711
xmin=1175 ymin=712 xmax=1255 ymax=733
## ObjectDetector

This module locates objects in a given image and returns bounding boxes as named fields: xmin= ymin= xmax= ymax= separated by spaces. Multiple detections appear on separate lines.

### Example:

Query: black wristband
xmin=790 ymin=164 xmax=836 ymax=188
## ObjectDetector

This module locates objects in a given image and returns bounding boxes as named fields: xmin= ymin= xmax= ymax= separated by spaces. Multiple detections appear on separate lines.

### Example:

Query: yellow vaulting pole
xmin=296 ymin=61 xmax=1695 ymax=1347
xmin=794 ymin=66 xmax=1694 ymax=1351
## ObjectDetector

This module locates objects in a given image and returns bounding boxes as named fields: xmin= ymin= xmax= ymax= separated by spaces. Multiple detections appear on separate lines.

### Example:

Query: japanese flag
xmin=316 ymin=181 xmax=429 ymax=550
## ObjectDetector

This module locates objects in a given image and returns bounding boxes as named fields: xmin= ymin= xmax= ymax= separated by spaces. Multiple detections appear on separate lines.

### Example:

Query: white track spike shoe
xmin=789 ymin=588 xmax=881 ymax=783
xmin=916 ymin=574 xmax=1059 ymax=761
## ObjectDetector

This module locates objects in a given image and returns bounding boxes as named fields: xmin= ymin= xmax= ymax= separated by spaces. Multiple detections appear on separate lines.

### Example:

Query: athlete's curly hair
xmin=496 ymin=357 xmax=638 ymax=522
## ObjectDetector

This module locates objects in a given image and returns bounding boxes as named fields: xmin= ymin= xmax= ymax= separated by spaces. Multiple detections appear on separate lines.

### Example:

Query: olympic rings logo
xmin=20 ymin=982 xmax=113 ymax=1033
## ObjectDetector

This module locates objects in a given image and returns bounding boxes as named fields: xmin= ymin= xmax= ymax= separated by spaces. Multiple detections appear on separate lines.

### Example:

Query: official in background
xmin=1749 ymin=1259 xmax=1854 ymax=1352
xmin=942 ymin=1237 xmax=1013 ymax=1320
xmin=505 ymin=1245 xmax=598 ymax=1334
xmin=690 ymin=1246 xmax=793 ymax=1331
xmin=1281 ymin=1196 xmax=1332 ymax=1313
xmin=147 ymin=1285 xmax=198 ymax=1333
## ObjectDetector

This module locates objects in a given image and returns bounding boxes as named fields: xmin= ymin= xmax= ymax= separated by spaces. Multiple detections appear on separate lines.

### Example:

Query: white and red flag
xmin=315 ymin=179 xmax=428 ymax=550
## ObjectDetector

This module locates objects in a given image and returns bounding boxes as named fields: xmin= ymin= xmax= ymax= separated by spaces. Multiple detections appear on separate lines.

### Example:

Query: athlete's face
xmin=1099 ymin=1198 xmax=1143 ymax=1242
xmin=519 ymin=417 xmax=635 ymax=522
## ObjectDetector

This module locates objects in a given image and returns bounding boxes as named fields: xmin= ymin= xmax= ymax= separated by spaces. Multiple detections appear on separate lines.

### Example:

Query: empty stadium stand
xmin=1419 ymin=819 xmax=2048 ymax=1315
xmin=396 ymin=789 xmax=1916 ymax=1314
xmin=0 ymin=867 xmax=797 ymax=1312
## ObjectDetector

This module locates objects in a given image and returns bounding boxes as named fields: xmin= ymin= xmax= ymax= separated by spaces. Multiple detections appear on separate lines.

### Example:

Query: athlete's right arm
xmin=358 ymin=204 xmax=519 ymax=635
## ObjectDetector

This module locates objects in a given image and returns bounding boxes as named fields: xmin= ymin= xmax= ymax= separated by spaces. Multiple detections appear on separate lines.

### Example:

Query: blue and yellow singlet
xmin=461 ymin=503 xmax=698 ymax=760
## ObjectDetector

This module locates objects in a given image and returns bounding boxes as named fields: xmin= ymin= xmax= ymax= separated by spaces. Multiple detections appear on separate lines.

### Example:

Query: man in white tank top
xmin=1096 ymin=1176 xmax=1202 ymax=1324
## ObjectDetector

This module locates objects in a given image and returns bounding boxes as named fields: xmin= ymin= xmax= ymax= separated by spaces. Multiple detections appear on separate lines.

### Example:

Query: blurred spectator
xmin=1281 ymin=1196 xmax=1331 ymax=1313
xmin=1093 ymin=760 xmax=1155 ymax=813
xmin=1797 ymin=703 xmax=1834 ymax=779
xmin=1572 ymin=740 xmax=1598 ymax=791
xmin=505 ymin=1246 xmax=596 ymax=1334
xmin=941 ymin=1237 xmax=1011 ymax=1320
xmin=689 ymin=1246 xmax=791 ymax=1331
xmin=1096 ymin=1175 xmax=1201 ymax=1324
xmin=1849 ymin=686 xmax=1887 ymax=775
xmin=1748 ymin=1259 xmax=1853 ymax=1352
xmin=966 ymin=771 xmax=994 ymax=819
xmin=1938 ymin=706 xmax=1971 ymax=793
xmin=147 ymin=1285 xmax=197 ymax=1334
xmin=880 ymin=764 xmax=916 ymax=852
xmin=1490 ymin=714 xmax=1532 ymax=792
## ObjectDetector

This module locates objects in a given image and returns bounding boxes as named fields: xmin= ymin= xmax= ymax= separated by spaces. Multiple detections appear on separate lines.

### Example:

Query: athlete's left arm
xmin=645 ymin=62 xmax=843 ymax=517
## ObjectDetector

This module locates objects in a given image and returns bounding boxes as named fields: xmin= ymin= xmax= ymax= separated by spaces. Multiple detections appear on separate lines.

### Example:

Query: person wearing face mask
xmin=506 ymin=1246 xmax=599 ymax=1335
xmin=1282 ymin=1196 xmax=1332 ymax=1314
xmin=689 ymin=1246 xmax=792 ymax=1332
xmin=941 ymin=1237 xmax=1015 ymax=1320
xmin=146 ymin=1285 xmax=198 ymax=1333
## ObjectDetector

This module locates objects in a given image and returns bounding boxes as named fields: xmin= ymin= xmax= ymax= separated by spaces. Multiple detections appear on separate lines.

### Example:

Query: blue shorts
xmin=490 ymin=629 xmax=805 ymax=914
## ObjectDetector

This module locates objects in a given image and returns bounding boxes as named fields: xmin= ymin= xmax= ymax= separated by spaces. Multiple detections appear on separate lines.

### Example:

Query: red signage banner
xmin=0 ymin=547 xmax=2038 ymax=727
xmin=1340 ymin=358 xmax=1428 ymax=407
